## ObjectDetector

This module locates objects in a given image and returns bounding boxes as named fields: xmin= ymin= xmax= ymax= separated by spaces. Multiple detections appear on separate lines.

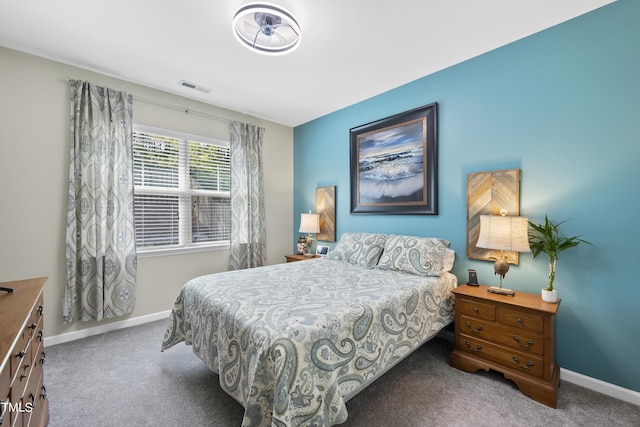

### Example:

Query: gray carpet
xmin=46 ymin=319 xmax=639 ymax=426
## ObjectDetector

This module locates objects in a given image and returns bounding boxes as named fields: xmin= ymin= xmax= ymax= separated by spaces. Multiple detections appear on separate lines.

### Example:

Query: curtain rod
xmin=62 ymin=76 xmax=231 ymax=124
xmin=135 ymin=95 xmax=231 ymax=124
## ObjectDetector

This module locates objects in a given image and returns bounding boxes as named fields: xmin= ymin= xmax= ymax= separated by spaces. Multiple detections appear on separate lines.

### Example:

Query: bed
xmin=161 ymin=233 xmax=457 ymax=427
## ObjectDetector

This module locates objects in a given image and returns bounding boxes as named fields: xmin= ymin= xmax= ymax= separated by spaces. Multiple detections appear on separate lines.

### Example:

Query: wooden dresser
xmin=0 ymin=277 xmax=48 ymax=426
xmin=449 ymin=284 xmax=560 ymax=408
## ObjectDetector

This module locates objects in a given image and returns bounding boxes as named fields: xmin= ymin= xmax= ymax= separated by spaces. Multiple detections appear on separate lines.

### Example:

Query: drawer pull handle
xmin=23 ymin=363 xmax=30 ymax=371
xmin=38 ymin=330 xmax=44 ymax=342
xmin=464 ymin=322 xmax=483 ymax=333
xmin=29 ymin=322 xmax=38 ymax=330
xmin=41 ymin=351 xmax=46 ymax=365
xmin=16 ymin=349 xmax=26 ymax=359
xmin=20 ymin=373 xmax=27 ymax=381
xmin=473 ymin=307 xmax=479 ymax=313
xmin=38 ymin=305 xmax=44 ymax=315
xmin=40 ymin=386 xmax=48 ymax=399
xmin=517 ymin=317 xmax=523 ymax=323
xmin=464 ymin=341 xmax=482 ymax=352
xmin=512 ymin=335 xmax=535 ymax=349
xmin=512 ymin=356 xmax=534 ymax=369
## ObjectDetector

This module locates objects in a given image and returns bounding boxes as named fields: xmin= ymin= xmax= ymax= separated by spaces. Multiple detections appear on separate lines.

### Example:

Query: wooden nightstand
xmin=449 ymin=284 xmax=560 ymax=408
xmin=285 ymin=254 xmax=319 ymax=262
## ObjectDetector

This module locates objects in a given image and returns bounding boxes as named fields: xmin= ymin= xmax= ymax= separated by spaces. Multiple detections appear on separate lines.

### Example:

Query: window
xmin=133 ymin=125 xmax=231 ymax=253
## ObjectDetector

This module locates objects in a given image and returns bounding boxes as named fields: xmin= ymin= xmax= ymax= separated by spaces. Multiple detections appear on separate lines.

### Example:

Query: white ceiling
xmin=0 ymin=0 xmax=615 ymax=127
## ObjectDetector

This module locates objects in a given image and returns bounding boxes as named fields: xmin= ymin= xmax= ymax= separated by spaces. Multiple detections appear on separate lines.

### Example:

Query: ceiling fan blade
xmin=242 ymin=20 xmax=260 ymax=34
xmin=272 ymin=31 xmax=287 ymax=44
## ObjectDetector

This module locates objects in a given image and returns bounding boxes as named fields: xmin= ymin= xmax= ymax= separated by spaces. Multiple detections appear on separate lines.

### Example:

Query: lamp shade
xmin=299 ymin=213 xmax=320 ymax=234
xmin=476 ymin=215 xmax=531 ymax=253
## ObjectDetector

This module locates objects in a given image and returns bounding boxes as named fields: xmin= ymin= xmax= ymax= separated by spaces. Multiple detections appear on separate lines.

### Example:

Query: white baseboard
xmin=44 ymin=312 xmax=639 ymax=407
xmin=44 ymin=309 xmax=172 ymax=347
xmin=560 ymin=368 xmax=640 ymax=407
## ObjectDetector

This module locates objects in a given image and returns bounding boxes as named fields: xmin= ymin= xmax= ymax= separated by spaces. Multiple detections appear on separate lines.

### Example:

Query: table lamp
xmin=298 ymin=210 xmax=320 ymax=255
xmin=475 ymin=209 xmax=531 ymax=295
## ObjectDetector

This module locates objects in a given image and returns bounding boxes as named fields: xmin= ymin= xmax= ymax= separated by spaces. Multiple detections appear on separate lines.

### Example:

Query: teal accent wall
xmin=293 ymin=0 xmax=640 ymax=392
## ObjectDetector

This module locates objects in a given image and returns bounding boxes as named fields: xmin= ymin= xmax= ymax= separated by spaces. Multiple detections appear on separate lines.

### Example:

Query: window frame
xmin=133 ymin=124 xmax=231 ymax=257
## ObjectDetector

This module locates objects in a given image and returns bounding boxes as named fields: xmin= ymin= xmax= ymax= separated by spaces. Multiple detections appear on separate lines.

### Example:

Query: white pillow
xmin=442 ymin=248 xmax=455 ymax=272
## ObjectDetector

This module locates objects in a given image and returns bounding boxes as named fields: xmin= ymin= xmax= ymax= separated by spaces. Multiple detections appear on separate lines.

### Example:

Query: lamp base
xmin=488 ymin=286 xmax=515 ymax=296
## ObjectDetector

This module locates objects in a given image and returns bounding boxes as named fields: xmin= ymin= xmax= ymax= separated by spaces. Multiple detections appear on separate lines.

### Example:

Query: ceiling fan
xmin=232 ymin=3 xmax=301 ymax=55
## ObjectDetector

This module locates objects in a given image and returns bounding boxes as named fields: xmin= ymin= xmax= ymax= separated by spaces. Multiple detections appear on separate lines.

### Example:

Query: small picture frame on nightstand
xmin=316 ymin=245 xmax=329 ymax=256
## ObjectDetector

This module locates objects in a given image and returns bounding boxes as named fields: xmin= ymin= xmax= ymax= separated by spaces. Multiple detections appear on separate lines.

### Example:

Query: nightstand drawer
xmin=460 ymin=315 xmax=543 ymax=355
xmin=497 ymin=307 xmax=543 ymax=333
xmin=457 ymin=298 xmax=496 ymax=321
xmin=458 ymin=335 xmax=544 ymax=378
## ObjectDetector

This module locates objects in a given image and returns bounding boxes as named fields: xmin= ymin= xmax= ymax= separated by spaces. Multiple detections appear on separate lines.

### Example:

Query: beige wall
xmin=0 ymin=46 xmax=294 ymax=337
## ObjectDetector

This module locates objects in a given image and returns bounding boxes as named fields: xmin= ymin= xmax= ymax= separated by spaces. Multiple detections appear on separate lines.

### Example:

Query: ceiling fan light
xmin=233 ymin=3 xmax=301 ymax=55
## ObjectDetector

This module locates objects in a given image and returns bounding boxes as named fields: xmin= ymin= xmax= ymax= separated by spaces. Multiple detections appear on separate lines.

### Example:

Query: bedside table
xmin=449 ymin=284 xmax=560 ymax=408
xmin=285 ymin=254 xmax=319 ymax=262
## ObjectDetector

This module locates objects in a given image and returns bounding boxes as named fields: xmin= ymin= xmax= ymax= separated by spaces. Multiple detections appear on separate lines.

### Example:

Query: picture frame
xmin=316 ymin=245 xmax=329 ymax=256
xmin=350 ymin=103 xmax=438 ymax=214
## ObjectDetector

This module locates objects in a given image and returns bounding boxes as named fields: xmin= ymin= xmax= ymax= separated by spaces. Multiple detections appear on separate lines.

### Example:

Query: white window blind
xmin=133 ymin=125 xmax=231 ymax=252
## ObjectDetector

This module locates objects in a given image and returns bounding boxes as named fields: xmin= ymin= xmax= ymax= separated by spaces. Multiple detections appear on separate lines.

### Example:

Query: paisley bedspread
xmin=161 ymin=257 xmax=457 ymax=427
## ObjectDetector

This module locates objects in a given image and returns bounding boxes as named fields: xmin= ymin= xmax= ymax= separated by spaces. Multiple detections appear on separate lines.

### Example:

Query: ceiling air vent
xmin=179 ymin=80 xmax=211 ymax=94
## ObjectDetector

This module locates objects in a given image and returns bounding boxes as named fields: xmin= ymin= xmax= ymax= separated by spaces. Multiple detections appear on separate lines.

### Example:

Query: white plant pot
xmin=541 ymin=289 xmax=558 ymax=303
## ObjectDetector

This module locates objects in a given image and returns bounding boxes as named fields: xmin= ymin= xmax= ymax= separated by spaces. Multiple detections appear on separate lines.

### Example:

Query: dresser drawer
xmin=459 ymin=315 xmax=544 ymax=355
xmin=29 ymin=295 xmax=44 ymax=327
xmin=21 ymin=359 xmax=43 ymax=427
xmin=0 ymin=363 xmax=9 ymax=402
xmin=31 ymin=369 xmax=48 ymax=427
xmin=0 ymin=391 xmax=8 ymax=427
xmin=10 ymin=404 xmax=24 ymax=427
xmin=496 ymin=306 xmax=543 ymax=333
xmin=458 ymin=335 xmax=545 ymax=378
xmin=457 ymin=298 xmax=496 ymax=321
xmin=31 ymin=336 xmax=45 ymax=371
xmin=9 ymin=340 xmax=31 ymax=383
xmin=10 ymin=339 xmax=34 ymax=402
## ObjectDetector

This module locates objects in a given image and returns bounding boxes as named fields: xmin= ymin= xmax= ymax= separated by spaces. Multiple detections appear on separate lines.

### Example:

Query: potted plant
xmin=528 ymin=215 xmax=592 ymax=303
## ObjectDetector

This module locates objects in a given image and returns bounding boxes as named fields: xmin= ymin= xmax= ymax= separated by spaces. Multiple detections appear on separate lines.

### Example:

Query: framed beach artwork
xmin=350 ymin=103 xmax=438 ymax=214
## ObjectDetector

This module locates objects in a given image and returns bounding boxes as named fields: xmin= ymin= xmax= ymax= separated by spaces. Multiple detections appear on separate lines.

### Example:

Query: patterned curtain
xmin=64 ymin=80 xmax=137 ymax=323
xmin=229 ymin=121 xmax=266 ymax=270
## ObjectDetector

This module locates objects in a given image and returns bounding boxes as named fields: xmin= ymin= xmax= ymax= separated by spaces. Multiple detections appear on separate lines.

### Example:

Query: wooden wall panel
xmin=316 ymin=186 xmax=336 ymax=242
xmin=467 ymin=169 xmax=521 ymax=264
